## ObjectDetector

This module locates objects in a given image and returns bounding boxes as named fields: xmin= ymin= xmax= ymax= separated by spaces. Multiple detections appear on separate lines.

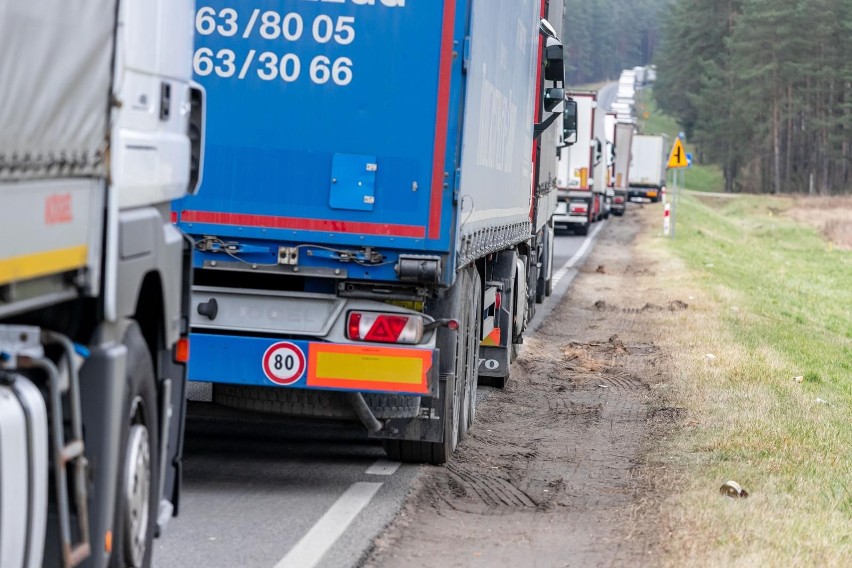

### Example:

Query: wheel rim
xmin=123 ymin=401 xmax=151 ymax=568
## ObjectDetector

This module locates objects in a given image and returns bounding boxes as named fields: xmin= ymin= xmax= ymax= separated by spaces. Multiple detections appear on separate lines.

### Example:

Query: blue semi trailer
xmin=176 ymin=0 xmax=571 ymax=463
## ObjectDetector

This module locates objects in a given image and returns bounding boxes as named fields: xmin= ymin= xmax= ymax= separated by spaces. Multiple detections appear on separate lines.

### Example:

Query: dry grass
xmin=626 ymin=196 xmax=852 ymax=567
xmin=784 ymin=195 xmax=852 ymax=250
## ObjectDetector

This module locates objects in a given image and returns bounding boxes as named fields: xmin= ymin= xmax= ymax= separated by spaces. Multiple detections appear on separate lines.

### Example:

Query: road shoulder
xmin=364 ymin=206 xmax=677 ymax=567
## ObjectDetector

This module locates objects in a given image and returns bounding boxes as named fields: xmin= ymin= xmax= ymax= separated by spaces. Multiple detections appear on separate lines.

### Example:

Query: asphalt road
xmin=153 ymin=222 xmax=607 ymax=568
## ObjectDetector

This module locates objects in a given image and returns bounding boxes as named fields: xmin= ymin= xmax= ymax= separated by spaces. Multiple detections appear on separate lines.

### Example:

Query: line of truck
xmin=0 ymin=2 xmax=670 ymax=566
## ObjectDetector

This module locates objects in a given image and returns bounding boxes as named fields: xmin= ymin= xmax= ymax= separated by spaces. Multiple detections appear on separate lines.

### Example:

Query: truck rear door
xmin=176 ymin=1 xmax=464 ymax=254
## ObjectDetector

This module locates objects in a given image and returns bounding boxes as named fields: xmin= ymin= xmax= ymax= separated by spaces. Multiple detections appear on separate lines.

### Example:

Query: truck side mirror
xmin=539 ymin=18 xmax=559 ymax=40
xmin=544 ymin=37 xmax=564 ymax=83
xmin=561 ymin=98 xmax=578 ymax=146
xmin=543 ymin=87 xmax=564 ymax=113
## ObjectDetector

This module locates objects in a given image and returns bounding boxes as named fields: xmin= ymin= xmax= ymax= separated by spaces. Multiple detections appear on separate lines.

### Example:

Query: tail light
xmin=174 ymin=337 xmax=190 ymax=363
xmin=614 ymin=197 xmax=624 ymax=204
xmin=347 ymin=312 xmax=424 ymax=344
xmin=569 ymin=202 xmax=588 ymax=214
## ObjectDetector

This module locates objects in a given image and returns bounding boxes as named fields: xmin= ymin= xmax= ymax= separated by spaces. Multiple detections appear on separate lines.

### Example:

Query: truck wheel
xmin=382 ymin=368 xmax=459 ymax=465
xmin=544 ymin=227 xmax=555 ymax=297
xmin=535 ymin=237 xmax=546 ymax=303
xmin=383 ymin=266 xmax=474 ymax=464
xmin=362 ymin=394 xmax=421 ymax=419
xmin=577 ymin=223 xmax=589 ymax=236
xmin=535 ymin=276 xmax=545 ymax=304
xmin=458 ymin=269 xmax=481 ymax=440
xmin=110 ymin=323 xmax=159 ymax=568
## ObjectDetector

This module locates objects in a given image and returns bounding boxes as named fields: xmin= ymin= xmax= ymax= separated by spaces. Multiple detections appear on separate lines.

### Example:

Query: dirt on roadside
xmin=365 ymin=208 xmax=684 ymax=568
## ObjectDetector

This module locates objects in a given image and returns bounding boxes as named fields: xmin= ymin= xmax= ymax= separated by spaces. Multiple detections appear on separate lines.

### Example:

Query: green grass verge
xmin=675 ymin=194 xmax=852 ymax=396
xmin=661 ymin=193 xmax=852 ymax=563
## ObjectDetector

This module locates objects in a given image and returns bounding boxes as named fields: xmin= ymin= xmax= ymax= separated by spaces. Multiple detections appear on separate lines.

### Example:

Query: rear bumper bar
xmin=188 ymin=332 xmax=438 ymax=397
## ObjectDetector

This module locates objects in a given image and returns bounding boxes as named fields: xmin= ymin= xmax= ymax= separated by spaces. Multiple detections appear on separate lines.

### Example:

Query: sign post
xmin=666 ymin=137 xmax=688 ymax=238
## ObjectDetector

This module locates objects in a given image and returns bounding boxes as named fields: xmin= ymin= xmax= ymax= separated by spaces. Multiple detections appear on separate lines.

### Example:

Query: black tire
xmin=458 ymin=269 xmax=481 ymax=440
xmin=214 ymin=384 xmax=354 ymax=418
xmin=383 ymin=267 xmax=473 ymax=464
xmin=363 ymin=393 xmax=421 ymax=419
xmin=110 ymin=323 xmax=159 ymax=568
xmin=576 ymin=223 xmax=589 ymax=236
xmin=544 ymin=227 xmax=555 ymax=298
xmin=382 ymin=376 xmax=458 ymax=465
xmin=213 ymin=385 xmax=421 ymax=420
xmin=535 ymin=240 xmax=546 ymax=303
xmin=535 ymin=236 xmax=547 ymax=303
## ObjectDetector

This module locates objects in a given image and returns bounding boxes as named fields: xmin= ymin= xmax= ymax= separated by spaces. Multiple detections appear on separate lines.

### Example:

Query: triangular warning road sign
xmin=668 ymin=138 xmax=688 ymax=169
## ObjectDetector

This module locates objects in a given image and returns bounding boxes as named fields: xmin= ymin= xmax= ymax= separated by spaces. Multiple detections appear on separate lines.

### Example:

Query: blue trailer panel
xmin=177 ymin=0 xmax=466 ymax=261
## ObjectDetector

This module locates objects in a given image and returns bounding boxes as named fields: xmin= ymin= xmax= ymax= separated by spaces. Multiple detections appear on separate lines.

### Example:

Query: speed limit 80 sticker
xmin=261 ymin=341 xmax=306 ymax=385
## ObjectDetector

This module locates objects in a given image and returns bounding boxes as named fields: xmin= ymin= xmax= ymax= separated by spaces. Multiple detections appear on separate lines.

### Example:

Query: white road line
xmin=365 ymin=459 xmax=401 ymax=476
xmin=273 ymin=482 xmax=383 ymax=568
xmin=552 ymin=220 xmax=606 ymax=286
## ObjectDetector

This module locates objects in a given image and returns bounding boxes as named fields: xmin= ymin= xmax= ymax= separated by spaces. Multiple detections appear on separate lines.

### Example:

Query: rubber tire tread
xmin=382 ymin=268 xmax=471 ymax=464
xmin=362 ymin=393 xmax=421 ymax=419
xmin=458 ymin=269 xmax=481 ymax=440
xmin=214 ymin=385 xmax=355 ymax=418
xmin=214 ymin=386 xmax=421 ymax=420
xmin=109 ymin=323 xmax=159 ymax=568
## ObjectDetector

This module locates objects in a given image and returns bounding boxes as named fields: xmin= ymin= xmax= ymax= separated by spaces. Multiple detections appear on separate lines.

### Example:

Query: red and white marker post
xmin=663 ymin=203 xmax=671 ymax=236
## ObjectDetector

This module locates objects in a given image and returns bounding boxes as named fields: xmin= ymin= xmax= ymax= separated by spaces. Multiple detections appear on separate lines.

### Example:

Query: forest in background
xmin=654 ymin=0 xmax=852 ymax=194
xmin=561 ymin=0 xmax=667 ymax=85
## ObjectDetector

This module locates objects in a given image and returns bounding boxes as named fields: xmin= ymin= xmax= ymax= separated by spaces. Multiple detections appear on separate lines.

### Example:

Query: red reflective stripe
xmin=180 ymin=210 xmax=425 ymax=238
xmin=530 ymin=0 xmax=547 ymax=220
xmin=428 ymin=0 xmax=456 ymax=240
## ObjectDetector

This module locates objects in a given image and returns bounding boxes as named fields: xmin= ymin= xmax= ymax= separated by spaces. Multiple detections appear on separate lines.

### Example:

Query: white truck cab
xmin=0 ymin=1 xmax=203 ymax=566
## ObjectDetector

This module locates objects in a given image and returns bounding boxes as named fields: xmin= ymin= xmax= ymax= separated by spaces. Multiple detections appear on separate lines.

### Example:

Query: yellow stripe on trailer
xmin=0 ymin=245 xmax=88 ymax=286
xmin=307 ymin=344 xmax=432 ymax=394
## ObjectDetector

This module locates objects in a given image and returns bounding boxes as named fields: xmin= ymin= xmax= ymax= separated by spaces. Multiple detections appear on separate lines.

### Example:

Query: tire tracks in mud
xmin=367 ymin=211 xmax=679 ymax=568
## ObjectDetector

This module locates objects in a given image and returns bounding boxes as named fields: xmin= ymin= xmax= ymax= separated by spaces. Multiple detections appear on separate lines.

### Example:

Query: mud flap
xmin=477 ymin=250 xmax=517 ymax=379
xmin=72 ymin=341 xmax=127 ymax=568
xmin=158 ymin=349 xmax=187 ymax=521
xmin=478 ymin=344 xmax=511 ymax=377
xmin=370 ymin=350 xmax=446 ymax=443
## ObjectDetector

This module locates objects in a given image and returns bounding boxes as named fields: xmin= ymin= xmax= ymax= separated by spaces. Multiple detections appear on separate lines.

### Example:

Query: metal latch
xmin=278 ymin=246 xmax=299 ymax=266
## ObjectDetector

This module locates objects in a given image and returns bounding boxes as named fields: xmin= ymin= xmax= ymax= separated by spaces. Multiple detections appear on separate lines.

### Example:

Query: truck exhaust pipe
xmin=345 ymin=392 xmax=383 ymax=433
